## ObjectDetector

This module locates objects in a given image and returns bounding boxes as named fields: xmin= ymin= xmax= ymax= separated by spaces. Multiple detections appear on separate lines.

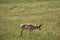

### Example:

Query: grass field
xmin=0 ymin=0 xmax=60 ymax=40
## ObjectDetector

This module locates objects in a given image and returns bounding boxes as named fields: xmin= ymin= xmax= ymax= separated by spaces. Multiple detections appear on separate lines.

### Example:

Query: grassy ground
xmin=0 ymin=0 xmax=60 ymax=40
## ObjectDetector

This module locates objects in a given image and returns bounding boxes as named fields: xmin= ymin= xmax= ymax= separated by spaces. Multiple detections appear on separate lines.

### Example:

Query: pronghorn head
xmin=36 ymin=24 xmax=42 ymax=30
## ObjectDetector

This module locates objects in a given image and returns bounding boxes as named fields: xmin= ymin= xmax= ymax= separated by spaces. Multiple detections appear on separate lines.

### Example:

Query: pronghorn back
xmin=20 ymin=23 xmax=36 ymax=30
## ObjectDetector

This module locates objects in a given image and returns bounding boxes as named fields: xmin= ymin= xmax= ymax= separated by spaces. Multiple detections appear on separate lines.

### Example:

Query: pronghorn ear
xmin=40 ymin=24 xmax=42 ymax=26
xmin=39 ymin=24 xmax=42 ymax=27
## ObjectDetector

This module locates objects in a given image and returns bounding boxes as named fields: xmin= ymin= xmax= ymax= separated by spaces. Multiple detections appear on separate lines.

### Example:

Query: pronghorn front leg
xmin=29 ymin=29 xmax=32 ymax=35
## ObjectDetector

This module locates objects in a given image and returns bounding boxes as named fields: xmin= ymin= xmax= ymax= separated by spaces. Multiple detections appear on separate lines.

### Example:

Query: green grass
xmin=0 ymin=0 xmax=60 ymax=40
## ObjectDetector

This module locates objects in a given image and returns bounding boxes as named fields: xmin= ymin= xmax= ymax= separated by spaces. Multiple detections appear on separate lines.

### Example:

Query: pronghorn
xmin=20 ymin=23 xmax=42 ymax=36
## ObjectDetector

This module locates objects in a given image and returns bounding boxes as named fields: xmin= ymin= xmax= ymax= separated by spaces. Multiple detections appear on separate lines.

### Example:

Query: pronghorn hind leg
xmin=20 ymin=29 xmax=24 ymax=37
